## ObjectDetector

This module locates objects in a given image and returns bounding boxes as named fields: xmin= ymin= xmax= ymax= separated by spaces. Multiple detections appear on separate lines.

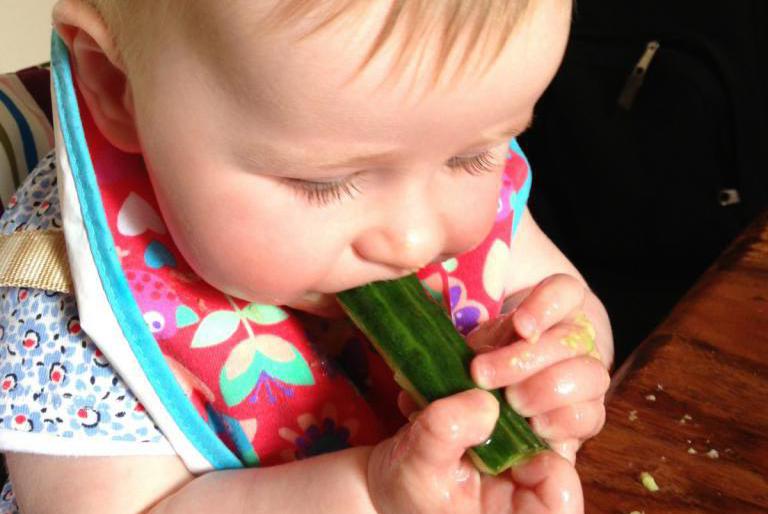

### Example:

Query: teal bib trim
xmin=51 ymin=32 xmax=241 ymax=470
xmin=509 ymin=138 xmax=532 ymax=238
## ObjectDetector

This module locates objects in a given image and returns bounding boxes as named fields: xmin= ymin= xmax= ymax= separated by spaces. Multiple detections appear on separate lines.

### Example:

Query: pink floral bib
xmin=52 ymin=33 xmax=532 ymax=471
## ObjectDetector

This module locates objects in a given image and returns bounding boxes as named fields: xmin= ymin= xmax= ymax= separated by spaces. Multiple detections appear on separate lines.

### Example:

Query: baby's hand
xmin=467 ymin=274 xmax=610 ymax=464
xmin=371 ymin=389 xmax=583 ymax=514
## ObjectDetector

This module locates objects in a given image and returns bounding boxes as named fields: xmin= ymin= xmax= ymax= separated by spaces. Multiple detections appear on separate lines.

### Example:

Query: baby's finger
xmin=465 ymin=312 xmax=518 ymax=354
xmin=513 ymin=274 xmax=586 ymax=341
xmin=396 ymin=390 xmax=421 ymax=419
xmin=529 ymin=400 xmax=606 ymax=442
xmin=504 ymin=356 xmax=610 ymax=417
xmin=510 ymin=451 xmax=584 ymax=514
xmin=396 ymin=389 xmax=499 ymax=470
xmin=548 ymin=438 xmax=580 ymax=466
xmin=471 ymin=321 xmax=598 ymax=390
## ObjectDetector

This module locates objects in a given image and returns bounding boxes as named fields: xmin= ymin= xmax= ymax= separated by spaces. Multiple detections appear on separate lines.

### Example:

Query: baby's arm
xmin=6 ymin=448 xmax=377 ymax=514
xmin=8 ymin=389 xmax=584 ymax=514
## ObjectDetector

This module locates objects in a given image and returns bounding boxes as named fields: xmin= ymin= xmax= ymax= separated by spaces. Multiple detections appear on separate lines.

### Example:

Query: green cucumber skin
xmin=337 ymin=274 xmax=549 ymax=475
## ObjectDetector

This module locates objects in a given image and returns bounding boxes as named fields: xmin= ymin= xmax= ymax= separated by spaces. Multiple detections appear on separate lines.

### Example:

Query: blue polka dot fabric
xmin=0 ymin=152 xmax=173 ymax=512
xmin=0 ymin=481 xmax=16 ymax=514
xmin=0 ymin=288 xmax=164 ymax=442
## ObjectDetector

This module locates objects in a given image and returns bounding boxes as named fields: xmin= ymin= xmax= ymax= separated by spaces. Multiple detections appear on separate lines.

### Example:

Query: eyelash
xmin=285 ymin=177 xmax=363 ymax=207
xmin=288 ymin=149 xmax=500 ymax=206
xmin=446 ymin=149 xmax=501 ymax=176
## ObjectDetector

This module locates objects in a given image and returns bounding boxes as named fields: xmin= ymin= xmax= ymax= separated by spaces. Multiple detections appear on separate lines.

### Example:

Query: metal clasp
xmin=618 ymin=40 xmax=661 ymax=110
xmin=718 ymin=189 xmax=741 ymax=206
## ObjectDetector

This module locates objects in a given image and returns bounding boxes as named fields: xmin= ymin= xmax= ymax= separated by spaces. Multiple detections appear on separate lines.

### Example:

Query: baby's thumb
xmin=399 ymin=389 xmax=499 ymax=470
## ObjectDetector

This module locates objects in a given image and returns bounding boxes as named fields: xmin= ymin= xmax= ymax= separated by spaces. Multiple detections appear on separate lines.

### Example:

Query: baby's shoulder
xmin=0 ymin=289 xmax=168 ymax=449
xmin=0 ymin=150 xmax=169 ymax=449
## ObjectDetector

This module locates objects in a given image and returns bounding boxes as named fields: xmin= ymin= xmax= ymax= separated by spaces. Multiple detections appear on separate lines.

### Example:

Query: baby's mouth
xmin=286 ymin=268 xmax=421 ymax=318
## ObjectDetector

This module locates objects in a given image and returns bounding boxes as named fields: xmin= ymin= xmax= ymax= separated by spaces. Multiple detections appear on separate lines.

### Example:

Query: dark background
xmin=519 ymin=0 xmax=768 ymax=366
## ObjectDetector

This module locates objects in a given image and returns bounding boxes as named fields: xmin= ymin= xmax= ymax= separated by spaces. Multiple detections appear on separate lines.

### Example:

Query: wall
xmin=0 ymin=0 xmax=58 ymax=73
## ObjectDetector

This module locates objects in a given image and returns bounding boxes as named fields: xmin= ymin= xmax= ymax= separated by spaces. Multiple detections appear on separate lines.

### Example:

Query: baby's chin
xmin=283 ymin=292 xmax=347 ymax=318
xmin=210 ymin=278 xmax=346 ymax=318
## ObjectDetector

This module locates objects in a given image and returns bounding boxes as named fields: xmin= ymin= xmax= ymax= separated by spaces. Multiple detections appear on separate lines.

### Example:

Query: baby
xmin=1 ymin=0 xmax=613 ymax=513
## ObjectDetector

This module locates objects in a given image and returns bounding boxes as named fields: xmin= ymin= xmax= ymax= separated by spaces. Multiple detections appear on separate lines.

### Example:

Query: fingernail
xmin=515 ymin=309 xmax=538 ymax=340
xmin=506 ymin=389 xmax=530 ymax=417
xmin=532 ymin=415 xmax=553 ymax=439
xmin=553 ymin=440 xmax=579 ymax=465
xmin=474 ymin=364 xmax=495 ymax=389
xmin=475 ymin=390 xmax=501 ymax=433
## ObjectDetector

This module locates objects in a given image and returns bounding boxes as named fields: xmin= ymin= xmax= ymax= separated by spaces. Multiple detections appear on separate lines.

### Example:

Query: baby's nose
xmin=352 ymin=210 xmax=446 ymax=273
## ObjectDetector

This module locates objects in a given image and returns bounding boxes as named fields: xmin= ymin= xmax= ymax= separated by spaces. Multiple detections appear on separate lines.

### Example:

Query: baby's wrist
xmin=366 ymin=440 xmax=394 ymax=514
xmin=344 ymin=445 xmax=381 ymax=514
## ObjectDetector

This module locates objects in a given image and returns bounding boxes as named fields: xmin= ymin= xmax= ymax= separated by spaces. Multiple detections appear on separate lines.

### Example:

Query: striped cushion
xmin=0 ymin=67 xmax=55 ymax=214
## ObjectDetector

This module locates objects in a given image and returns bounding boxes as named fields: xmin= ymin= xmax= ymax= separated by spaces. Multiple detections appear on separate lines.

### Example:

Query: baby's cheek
xmin=156 ymin=205 xmax=258 ymax=297
xmin=457 ymin=181 xmax=504 ymax=251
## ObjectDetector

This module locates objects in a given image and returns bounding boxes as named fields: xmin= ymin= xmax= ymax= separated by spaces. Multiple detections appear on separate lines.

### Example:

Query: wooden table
xmin=577 ymin=210 xmax=768 ymax=514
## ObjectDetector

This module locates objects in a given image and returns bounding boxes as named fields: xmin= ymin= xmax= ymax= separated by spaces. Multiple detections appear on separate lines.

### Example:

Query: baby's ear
xmin=53 ymin=0 xmax=141 ymax=153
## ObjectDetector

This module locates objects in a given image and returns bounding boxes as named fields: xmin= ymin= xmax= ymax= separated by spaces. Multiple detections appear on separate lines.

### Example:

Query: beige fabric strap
xmin=0 ymin=229 xmax=72 ymax=293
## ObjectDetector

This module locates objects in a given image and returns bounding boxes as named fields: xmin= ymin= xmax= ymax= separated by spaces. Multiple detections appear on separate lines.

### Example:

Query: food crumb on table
xmin=645 ymin=394 xmax=657 ymax=401
xmin=688 ymin=447 xmax=697 ymax=454
xmin=707 ymin=449 xmax=719 ymax=459
xmin=629 ymin=409 xmax=638 ymax=421
xmin=679 ymin=413 xmax=693 ymax=424
xmin=640 ymin=471 xmax=660 ymax=492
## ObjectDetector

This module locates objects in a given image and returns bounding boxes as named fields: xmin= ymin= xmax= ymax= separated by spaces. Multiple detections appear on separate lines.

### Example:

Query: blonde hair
xmin=87 ymin=0 xmax=531 ymax=86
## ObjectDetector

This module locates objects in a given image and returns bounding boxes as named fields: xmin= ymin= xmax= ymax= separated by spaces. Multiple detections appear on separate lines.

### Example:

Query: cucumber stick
xmin=337 ymin=274 xmax=548 ymax=475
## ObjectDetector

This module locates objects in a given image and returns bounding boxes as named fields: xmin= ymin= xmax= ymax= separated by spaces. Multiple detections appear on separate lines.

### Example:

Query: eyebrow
xmin=465 ymin=113 xmax=535 ymax=151
xmin=313 ymin=149 xmax=402 ymax=170
xmin=256 ymin=113 xmax=535 ymax=172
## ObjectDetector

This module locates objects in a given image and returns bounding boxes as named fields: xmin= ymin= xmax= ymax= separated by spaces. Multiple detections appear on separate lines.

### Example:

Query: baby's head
xmin=53 ymin=0 xmax=571 ymax=314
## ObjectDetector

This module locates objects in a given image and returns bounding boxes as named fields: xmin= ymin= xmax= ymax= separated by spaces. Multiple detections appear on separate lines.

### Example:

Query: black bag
xmin=519 ymin=0 xmax=768 ymax=364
